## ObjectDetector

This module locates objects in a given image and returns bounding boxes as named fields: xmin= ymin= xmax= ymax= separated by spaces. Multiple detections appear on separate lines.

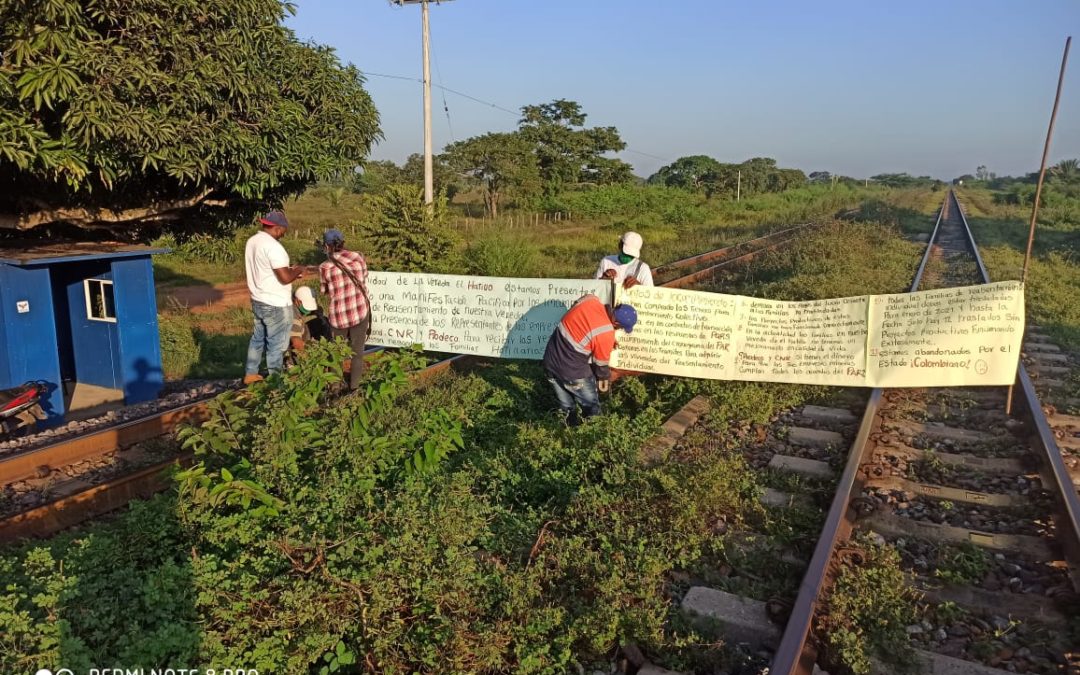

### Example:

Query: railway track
xmin=0 ymin=223 xmax=808 ymax=542
xmin=764 ymin=191 xmax=1080 ymax=674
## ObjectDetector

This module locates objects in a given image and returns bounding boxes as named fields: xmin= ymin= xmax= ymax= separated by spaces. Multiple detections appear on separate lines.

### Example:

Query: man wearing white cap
xmin=595 ymin=231 xmax=653 ymax=289
xmin=287 ymin=286 xmax=329 ymax=361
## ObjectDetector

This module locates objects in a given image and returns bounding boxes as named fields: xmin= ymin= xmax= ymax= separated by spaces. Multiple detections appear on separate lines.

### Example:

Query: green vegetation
xmin=713 ymin=219 xmax=925 ymax=300
xmin=363 ymin=185 xmax=459 ymax=273
xmin=4 ymin=194 xmax=936 ymax=671
xmin=648 ymin=155 xmax=806 ymax=199
xmin=0 ymin=0 xmax=379 ymax=236
xmin=816 ymin=537 xmax=919 ymax=675
xmin=153 ymin=181 xmax=876 ymax=290
xmin=933 ymin=542 xmax=991 ymax=585
xmin=957 ymin=160 xmax=1080 ymax=354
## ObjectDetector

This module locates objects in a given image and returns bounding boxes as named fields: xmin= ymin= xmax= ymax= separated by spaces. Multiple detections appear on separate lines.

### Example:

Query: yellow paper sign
xmin=867 ymin=281 xmax=1024 ymax=387
xmin=614 ymin=281 xmax=1024 ymax=387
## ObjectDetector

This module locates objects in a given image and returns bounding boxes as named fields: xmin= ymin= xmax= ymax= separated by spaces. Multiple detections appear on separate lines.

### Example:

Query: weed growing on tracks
xmin=933 ymin=542 xmax=991 ymax=585
xmin=816 ymin=534 xmax=919 ymax=674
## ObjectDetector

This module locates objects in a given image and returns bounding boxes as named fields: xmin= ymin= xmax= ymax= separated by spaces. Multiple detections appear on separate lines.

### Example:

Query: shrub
xmin=158 ymin=313 xmax=200 ymax=379
xmin=362 ymin=184 xmax=460 ymax=273
xmin=465 ymin=231 xmax=538 ymax=277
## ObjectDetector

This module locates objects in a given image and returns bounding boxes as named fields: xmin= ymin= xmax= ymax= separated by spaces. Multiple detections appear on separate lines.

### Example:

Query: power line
xmin=362 ymin=70 xmax=674 ymax=167
xmin=429 ymin=35 xmax=455 ymax=143
xmin=621 ymin=148 xmax=673 ymax=163
xmin=363 ymin=70 xmax=519 ymax=116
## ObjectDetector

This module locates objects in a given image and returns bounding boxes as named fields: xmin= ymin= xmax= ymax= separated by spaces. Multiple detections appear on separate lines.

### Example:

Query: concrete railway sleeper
xmin=749 ymin=191 xmax=1080 ymax=674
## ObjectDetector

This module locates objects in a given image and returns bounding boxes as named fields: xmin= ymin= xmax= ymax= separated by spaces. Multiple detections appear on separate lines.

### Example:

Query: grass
xmin=152 ymin=183 xmax=879 ymax=289
xmin=158 ymin=308 xmax=252 ymax=379
xmin=957 ymin=187 xmax=1080 ymax=352
xmin=9 ymin=185 xmax=953 ymax=672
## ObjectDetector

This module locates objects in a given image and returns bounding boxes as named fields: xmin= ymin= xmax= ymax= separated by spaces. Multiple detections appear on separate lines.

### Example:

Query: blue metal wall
xmin=58 ymin=262 xmax=122 ymax=391
xmin=0 ymin=253 xmax=164 ymax=420
xmin=0 ymin=264 xmax=64 ymax=417
xmin=112 ymin=257 xmax=163 ymax=404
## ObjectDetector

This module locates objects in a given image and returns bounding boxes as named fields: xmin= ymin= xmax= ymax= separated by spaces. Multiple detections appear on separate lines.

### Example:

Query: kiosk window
xmin=84 ymin=279 xmax=116 ymax=322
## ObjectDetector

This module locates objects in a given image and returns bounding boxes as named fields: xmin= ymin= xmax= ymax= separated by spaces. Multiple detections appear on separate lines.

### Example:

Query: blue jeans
xmin=246 ymin=301 xmax=292 ymax=375
xmin=546 ymin=373 xmax=601 ymax=426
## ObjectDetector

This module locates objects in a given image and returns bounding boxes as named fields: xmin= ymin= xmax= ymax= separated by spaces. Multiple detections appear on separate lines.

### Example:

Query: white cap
xmin=294 ymin=286 xmax=318 ymax=312
xmin=620 ymin=231 xmax=643 ymax=258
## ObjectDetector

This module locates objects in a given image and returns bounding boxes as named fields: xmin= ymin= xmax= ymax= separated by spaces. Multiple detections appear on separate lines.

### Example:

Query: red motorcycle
xmin=0 ymin=382 xmax=47 ymax=439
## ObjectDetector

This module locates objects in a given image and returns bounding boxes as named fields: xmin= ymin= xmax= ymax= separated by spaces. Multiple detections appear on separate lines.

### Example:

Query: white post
xmin=737 ymin=170 xmax=741 ymax=202
xmin=421 ymin=0 xmax=434 ymax=209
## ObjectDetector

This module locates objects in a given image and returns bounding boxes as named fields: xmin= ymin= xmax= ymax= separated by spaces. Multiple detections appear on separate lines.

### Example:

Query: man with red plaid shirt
xmin=318 ymin=229 xmax=370 ymax=391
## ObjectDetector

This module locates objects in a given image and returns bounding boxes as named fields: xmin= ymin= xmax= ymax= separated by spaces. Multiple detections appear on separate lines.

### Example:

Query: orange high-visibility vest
xmin=556 ymin=295 xmax=616 ymax=367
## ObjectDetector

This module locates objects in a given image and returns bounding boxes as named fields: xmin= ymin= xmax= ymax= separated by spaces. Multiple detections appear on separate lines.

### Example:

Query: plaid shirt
xmin=319 ymin=250 xmax=369 ymax=329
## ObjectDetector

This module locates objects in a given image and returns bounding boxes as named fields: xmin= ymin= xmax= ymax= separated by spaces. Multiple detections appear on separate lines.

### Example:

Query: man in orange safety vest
xmin=542 ymin=294 xmax=637 ymax=426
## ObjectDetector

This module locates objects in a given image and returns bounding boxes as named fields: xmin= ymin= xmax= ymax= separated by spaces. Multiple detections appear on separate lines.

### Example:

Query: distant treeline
xmin=953 ymin=160 xmax=1080 ymax=207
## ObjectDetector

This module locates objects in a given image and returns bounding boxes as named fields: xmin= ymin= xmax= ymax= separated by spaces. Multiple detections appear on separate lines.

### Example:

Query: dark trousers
xmin=332 ymin=315 xmax=369 ymax=390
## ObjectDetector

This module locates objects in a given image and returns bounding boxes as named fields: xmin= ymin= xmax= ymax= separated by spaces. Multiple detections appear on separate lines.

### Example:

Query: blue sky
xmin=285 ymin=1 xmax=1078 ymax=180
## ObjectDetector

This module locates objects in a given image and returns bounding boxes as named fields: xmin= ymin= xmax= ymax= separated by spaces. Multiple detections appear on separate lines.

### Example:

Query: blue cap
xmin=323 ymin=229 xmax=345 ymax=246
xmin=260 ymin=210 xmax=289 ymax=229
xmin=613 ymin=304 xmax=637 ymax=333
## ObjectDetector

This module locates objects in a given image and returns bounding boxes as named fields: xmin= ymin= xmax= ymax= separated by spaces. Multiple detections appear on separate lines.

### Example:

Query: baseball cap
xmin=323 ymin=229 xmax=345 ymax=246
xmin=620 ymin=231 xmax=643 ymax=258
xmin=260 ymin=210 xmax=289 ymax=229
xmin=294 ymin=286 xmax=318 ymax=312
xmin=613 ymin=304 xmax=638 ymax=334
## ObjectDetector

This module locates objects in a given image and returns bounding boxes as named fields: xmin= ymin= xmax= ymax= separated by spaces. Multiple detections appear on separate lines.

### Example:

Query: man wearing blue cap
xmin=542 ymin=295 xmax=637 ymax=426
xmin=244 ymin=210 xmax=306 ymax=384
xmin=318 ymin=229 xmax=370 ymax=391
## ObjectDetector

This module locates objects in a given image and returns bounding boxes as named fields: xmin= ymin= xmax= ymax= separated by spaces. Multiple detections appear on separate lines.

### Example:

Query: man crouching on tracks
xmin=542 ymin=295 xmax=637 ymax=427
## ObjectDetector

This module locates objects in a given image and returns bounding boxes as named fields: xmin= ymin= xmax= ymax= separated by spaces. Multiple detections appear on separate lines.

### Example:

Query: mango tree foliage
xmin=0 ymin=0 xmax=380 ymax=236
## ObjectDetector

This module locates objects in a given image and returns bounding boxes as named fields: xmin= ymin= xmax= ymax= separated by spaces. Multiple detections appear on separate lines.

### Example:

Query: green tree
xmin=0 ymin=0 xmax=380 ymax=237
xmin=363 ymin=185 xmax=458 ymax=272
xmin=517 ymin=99 xmax=629 ymax=196
xmin=1051 ymin=158 xmax=1079 ymax=184
xmin=443 ymin=132 xmax=539 ymax=218
xmin=400 ymin=152 xmax=461 ymax=199
xmin=352 ymin=160 xmax=405 ymax=194
xmin=648 ymin=155 xmax=724 ymax=190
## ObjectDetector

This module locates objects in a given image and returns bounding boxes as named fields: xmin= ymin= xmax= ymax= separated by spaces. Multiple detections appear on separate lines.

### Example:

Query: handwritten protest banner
xmin=367 ymin=272 xmax=609 ymax=358
xmin=867 ymin=281 xmax=1024 ymax=387
xmin=366 ymin=270 xmax=1024 ymax=387
xmin=614 ymin=281 xmax=1023 ymax=386
xmin=612 ymin=286 xmax=869 ymax=386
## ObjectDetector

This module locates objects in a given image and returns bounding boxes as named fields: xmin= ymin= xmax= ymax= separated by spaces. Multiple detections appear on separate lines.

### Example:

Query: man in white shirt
xmin=243 ymin=210 xmax=305 ymax=384
xmin=595 ymin=231 xmax=653 ymax=289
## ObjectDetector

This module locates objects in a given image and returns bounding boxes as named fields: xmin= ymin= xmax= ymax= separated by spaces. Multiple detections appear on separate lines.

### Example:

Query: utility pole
xmin=391 ymin=1 xmax=453 ymax=209
xmin=736 ymin=170 xmax=741 ymax=202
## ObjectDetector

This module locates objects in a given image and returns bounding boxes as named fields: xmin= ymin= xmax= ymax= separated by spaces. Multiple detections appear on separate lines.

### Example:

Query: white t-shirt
xmin=245 ymin=231 xmax=292 ymax=307
xmin=595 ymin=255 xmax=654 ymax=286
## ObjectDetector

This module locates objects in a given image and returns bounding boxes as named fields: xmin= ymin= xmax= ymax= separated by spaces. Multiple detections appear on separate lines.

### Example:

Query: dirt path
xmin=159 ymin=281 xmax=249 ymax=314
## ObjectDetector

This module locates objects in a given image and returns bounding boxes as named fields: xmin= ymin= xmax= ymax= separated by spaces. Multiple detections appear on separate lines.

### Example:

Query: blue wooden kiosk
xmin=0 ymin=242 xmax=167 ymax=422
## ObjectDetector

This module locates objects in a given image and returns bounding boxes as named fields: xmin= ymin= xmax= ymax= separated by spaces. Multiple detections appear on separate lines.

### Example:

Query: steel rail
xmin=773 ymin=190 xmax=1080 ymax=673
xmin=0 ymin=227 xmax=813 ymax=541
xmin=771 ymin=190 xmax=972 ymax=674
xmin=654 ymin=223 xmax=816 ymax=278
xmin=952 ymin=193 xmax=1080 ymax=567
